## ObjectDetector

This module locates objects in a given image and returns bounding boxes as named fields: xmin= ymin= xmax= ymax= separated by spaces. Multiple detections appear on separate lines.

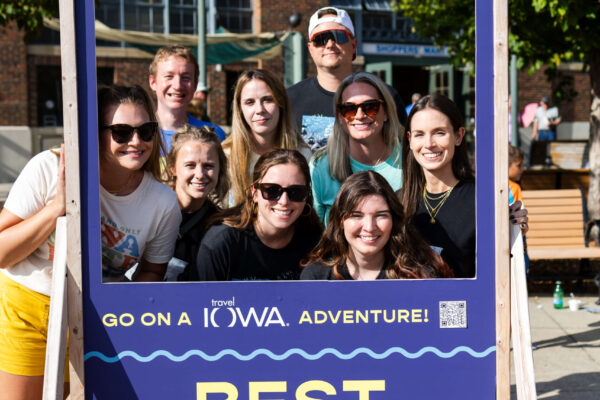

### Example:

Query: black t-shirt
xmin=176 ymin=202 xmax=218 ymax=280
xmin=189 ymin=224 xmax=320 ymax=281
xmin=301 ymin=261 xmax=388 ymax=280
xmin=287 ymin=76 xmax=407 ymax=151
xmin=412 ymin=180 xmax=475 ymax=278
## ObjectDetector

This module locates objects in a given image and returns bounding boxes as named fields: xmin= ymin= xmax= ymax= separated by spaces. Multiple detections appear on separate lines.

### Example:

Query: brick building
xmin=0 ymin=1 xmax=593 ymax=184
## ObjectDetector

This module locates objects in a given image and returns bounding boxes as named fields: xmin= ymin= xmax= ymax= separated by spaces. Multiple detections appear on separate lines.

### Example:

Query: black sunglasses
xmin=102 ymin=122 xmax=158 ymax=144
xmin=310 ymin=29 xmax=350 ymax=47
xmin=338 ymin=99 xmax=384 ymax=121
xmin=254 ymin=183 xmax=309 ymax=202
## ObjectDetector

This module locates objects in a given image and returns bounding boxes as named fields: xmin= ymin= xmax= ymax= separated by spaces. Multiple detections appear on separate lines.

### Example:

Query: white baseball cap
xmin=308 ymin=7 xmax=355 ymax=39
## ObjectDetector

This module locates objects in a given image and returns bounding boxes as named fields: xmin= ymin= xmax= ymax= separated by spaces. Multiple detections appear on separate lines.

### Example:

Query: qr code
xmin=439 ymin=301 xmax=467 ymax=328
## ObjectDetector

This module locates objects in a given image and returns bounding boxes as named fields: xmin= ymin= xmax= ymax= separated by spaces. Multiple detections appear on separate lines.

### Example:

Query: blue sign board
xmin=74 ymin=1 xmax=499 ymax=398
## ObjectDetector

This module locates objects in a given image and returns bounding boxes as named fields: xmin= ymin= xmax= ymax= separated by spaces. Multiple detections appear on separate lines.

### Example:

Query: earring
xmin=301 ymin=203 xmax=313 ymax=216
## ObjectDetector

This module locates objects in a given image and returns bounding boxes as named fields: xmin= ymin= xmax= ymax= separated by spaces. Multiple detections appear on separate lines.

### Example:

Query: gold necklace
xmin=422 ymin=180 xmax=459 ymax=224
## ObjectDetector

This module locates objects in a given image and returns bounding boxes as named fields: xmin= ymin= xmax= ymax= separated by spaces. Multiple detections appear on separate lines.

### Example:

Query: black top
xmin=188 ymin=224 xmax=320 ymax=281
xmin=301 ymin=261 xmax=388 ymax=280
xmin=412 ymin=180 xmax=475 ymax=278
xmin=287 ymin=76 xmax=407 ymax=134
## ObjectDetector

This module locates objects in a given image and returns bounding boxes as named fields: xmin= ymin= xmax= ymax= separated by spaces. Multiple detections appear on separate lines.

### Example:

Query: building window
xmin=216 ymin=0 xmax=253 ymax=33
xmin=123 ymin=1 xmax=166 ymax=32
xmin=170 ymin=0 xmax=198 ymax=34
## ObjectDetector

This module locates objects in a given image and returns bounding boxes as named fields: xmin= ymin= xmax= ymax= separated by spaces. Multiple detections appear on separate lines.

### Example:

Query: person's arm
xmin=510 ymin=200 xmax=529 ymax=235
xmin=309 ymin=157 xmax=327 ymax=223
xmin=0 ymin=147 xmax=65 ymax=268
xmin=132 ymin=259 xmax=167 ymax=282
xmin=532 ymin=120 xmax=539 ymax=140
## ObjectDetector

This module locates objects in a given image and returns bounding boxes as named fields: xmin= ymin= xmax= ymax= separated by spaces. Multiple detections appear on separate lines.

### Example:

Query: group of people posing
xmin=0 ymin=7 xmax=528 ymax=398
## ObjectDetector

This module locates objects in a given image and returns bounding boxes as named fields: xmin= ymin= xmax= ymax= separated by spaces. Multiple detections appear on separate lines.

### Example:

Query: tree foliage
xmin=0 ymin=0 xmax=59 ymax=41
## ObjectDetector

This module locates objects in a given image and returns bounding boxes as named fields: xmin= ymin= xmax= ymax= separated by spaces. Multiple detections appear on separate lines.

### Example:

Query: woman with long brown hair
xmin=400 ymin=93 xmax=527 ymax=278
xmin=185 ymin=149 xmax=322 ymax=281
xmin=302 ymin=171 xmax=451 ymax=280
xmin=224 ymin=69 xmax=312 ymax=205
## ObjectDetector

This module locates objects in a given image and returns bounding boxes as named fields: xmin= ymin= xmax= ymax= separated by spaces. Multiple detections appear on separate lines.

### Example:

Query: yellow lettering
xmin=327 ymin=310 xmax=341 ymax=324
xmin=397 ymin=309 xmax=409 ymax=323
xmin=157 ymin=312 xmax=171 ymax=326
xmin=141 ymin=313 xmax=156 ymax=326
xmin=196 ymin=382 xmax=238 ymax=400
xmin=296 ymin=380 xmax=336 ymax=400
xmin=119 ymin=313 xmax=134 ymax=327
xmin=249 ymin=381 xmax=286 ymax=400
xmin=298 ymin=311 xmax=313 ymax=324
xmin=102 ymin=313 xmax=117 ymax=327
xmin=178 ymin=312 xmax=191 ymax=326
xmin=314 ymin=311 xmax=327 ymax=324
xmin=343 ymin=380 xmax=386 ymax=400
xmin=383 ymin=310 xmax=395 ymax=323
xmin=371 ymin=310 xmax=381 ymax=323
xmin=343 ymin=310 xmax=353 ymax=324
xmin=355 ymin=310 xmax=368 ymax=323
xmin=412 ymin=309 xmax=422 ymax=323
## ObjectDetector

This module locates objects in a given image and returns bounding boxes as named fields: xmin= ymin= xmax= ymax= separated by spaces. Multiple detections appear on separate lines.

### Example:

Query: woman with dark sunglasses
xmin=97 ymin=85 xmax=181 ymax=282
xmin=302 ymin=171 xmax=451 ymax=280
xmin=184 ymin=149 xmax=322 ymax=281
xmin=310 ymin=72 xmax=404 ymax=224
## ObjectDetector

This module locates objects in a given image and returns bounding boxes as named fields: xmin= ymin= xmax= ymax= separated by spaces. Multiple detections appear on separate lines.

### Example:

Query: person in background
xmin=532 ymin=96 xmax=561 ymax=141
xmin=185 ymin=149 xmax=322 ymax=281
xmin=224 ymin=69 xmax=312 ymax=206
xmin=311 ymin=72 xmax=403 ymax=224
xmin=405 ymin=92 xmax=422 ymax=116
xmin=302 ymin=171 xmax=452 ymax=280
xmin=149 ymin=45 xmax=226 ymax=148
xmin=400 ymin=93 xmax=528 ymax=278
xmin=187 ymin=82 xmax=212 ymax=122
xmin=287 ymin=7 xmax=406 ymax=151
xmin=163 ymin=126 xmax=230 ymax=280
xmin=509 ymin=145 xmax=525 ymax=204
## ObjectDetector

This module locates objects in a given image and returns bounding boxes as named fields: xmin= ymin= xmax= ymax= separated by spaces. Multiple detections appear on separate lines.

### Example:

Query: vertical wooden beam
xmin=58 ymin=0 xmax=85 ymax=397
xmin=493 ymin=0 xmax=510 ymax=398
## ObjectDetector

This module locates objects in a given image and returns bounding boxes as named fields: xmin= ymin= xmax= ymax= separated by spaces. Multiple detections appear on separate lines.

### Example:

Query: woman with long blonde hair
xmin=223 ymin=69 xmax=311 ymax=205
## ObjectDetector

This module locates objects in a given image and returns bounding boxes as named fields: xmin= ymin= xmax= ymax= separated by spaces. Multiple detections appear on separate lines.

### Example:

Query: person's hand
xmin=52 ymin=144 xmax=67 ymax=217
xmin=510 ymin=200 xmax=528 ymax=235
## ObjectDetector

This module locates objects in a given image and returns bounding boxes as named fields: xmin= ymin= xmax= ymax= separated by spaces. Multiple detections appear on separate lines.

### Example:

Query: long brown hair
xmin=400 ymin=93 xmax=474 ymax=217
xmin=164 ymin=125 xmax=230 ymax=206
xmin=223 ymin=70 xmax=309 ymax=205
xmin=307 ymin=171 xmax=452 ymax=279
xmin=216 ymin=149 xmax=322 ymax=234
xmin=97 ymin=85 xmax=165 ymax=181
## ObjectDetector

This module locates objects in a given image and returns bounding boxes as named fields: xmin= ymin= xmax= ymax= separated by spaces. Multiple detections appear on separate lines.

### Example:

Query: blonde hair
xmin=164 ymin=125 xmax=230 ymax=206
xmin=313 ymin=72 xmax=403 ymax=182
xmin=223 ymin=69 xmax=309 ymax=205
xmin=149 ymin=45 xmax=199 ymax=86
xmin=97 ymin=85 xmax=165 ymax=181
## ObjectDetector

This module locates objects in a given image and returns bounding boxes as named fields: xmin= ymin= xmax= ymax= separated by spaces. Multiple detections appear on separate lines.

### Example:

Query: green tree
xmin=394 ymin=0 xmax=600 ymax=241
xmin=0 ymin=0 xmax=59 ymax=41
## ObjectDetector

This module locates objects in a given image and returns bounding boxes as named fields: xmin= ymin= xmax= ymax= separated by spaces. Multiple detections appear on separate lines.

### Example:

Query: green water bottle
xmin=553 ymin=281 xmax=564 ymax=309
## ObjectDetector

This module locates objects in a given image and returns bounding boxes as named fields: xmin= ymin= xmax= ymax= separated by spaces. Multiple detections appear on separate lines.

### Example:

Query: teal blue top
xmin=309 ymin=146 xmax=403 ymax=224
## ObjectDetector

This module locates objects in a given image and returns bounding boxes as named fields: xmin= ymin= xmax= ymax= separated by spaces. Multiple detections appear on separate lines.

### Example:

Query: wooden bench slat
xmin=522 ymin=189 xmax=581 ymax=199
xmin=526 ymin=221 xmax=583 ymax=230
xmin=528 ymin=247 xmax=600 ymax=260
xmin=524 ymin=197 xmax=581 ymax=207
xmin=528 ymin=214 xmax=583 ymax=223
xmin=526 ymin=229 xmax=583 ymax=239
xmin=527 ymin=237 xmax=585 ymax=246
xmin=526 ymin=205 xmax=583 ymax=215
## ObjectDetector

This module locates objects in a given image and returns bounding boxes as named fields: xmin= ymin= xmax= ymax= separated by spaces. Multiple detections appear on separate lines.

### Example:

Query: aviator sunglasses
xmin=310 ymin=29 xmax=351 ymax=47
xmin=254 ymin=183 xmax=309 ymax=202
xmin=102 ymin=122 xmax=158 ymax=144
xmin=338 ymin=99 xmax=384 ymax=121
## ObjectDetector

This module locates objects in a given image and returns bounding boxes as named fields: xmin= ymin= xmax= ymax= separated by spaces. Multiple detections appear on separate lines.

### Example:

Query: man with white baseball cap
xmin=287 ymin=7 xmax=406 ymax=150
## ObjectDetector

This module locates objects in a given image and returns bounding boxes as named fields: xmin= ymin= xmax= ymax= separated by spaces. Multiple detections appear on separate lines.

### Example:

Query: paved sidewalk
xmin=511 ymin=295 xmax=600 ymax=399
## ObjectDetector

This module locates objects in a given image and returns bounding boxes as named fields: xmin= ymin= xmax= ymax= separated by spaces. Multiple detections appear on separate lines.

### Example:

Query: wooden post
xmin=42 ymin=217 xmax=68 ymax=400
xmin=510 ymin=225 xmax=537 ymax=399
xmin=58 ymin=0 xmax=85 ymax=397
xmin=493 ymin=0 xmax=511 ymax=398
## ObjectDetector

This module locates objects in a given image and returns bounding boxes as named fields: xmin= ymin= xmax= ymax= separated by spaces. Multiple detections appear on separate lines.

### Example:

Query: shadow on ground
xmin=512 ymin=372 xmax=600 ymax=399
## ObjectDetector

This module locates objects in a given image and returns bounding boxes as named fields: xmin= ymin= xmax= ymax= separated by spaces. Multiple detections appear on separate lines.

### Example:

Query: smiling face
xmin=171 ymin=140 xmax=220 ymax=211
xmin=149 ymin=55 xmax=195 ymax=112
xmin=339 ymin=82 xmax=387 ymax=145
xmin=343 ymin=194 xmax=392 ymax=260
xmin=308 ymin=22 xmax=357 ymax=72
xmin=408 ymin=108 xmax=464 ymax=177
xmin=101 ymin=103 xmax=153 ymax=173
xmin=240 ymin=78 xmax=281 ymax=141
xmin=253 ymin=162 xmax=307 ymax=236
